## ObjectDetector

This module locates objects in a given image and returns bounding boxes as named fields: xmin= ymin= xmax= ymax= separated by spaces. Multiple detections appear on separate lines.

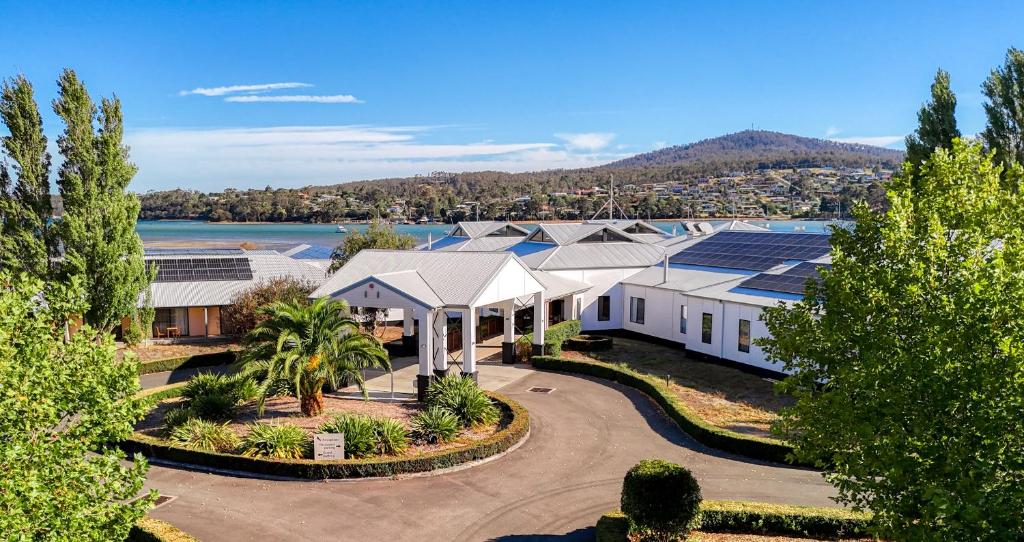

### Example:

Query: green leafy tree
xmin=0 ymin=74 xmax=54 ymax=280
xmin=0 ymin=273 xmax=154 ymax=539
xmin=759 ymin=140 xmax=1024 ymax=541
xmin=982 ymin=47 xmax=1024 ymax=171
xmin=221 ymin=276 xmax=317 ymax=336
xmin=52 ymin=69 xmax=151 ymax=333
xmin=329 ymin=219 xmax=416 ymax=272
xmin=238 ymin=298 xmax=391 ymax=416
xmin=905 ymin=69 xmax=960 ymax=174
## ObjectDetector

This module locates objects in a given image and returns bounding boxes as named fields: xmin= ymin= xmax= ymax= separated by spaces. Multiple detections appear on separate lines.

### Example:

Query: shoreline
xmin=143 ymin=216 xmax=816 ymax=226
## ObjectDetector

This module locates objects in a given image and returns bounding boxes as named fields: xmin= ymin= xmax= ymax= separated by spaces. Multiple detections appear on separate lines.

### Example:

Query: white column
xmin=462 ymin=307 xmax=476 ymax=379
xmin=416 ymin=307 xmax=434 ymax=401
xmin=532 ymin=291 xmax=545 ymax=354
xmin=403 ymin=310 xmax=414 ymax=336
xmin=432 ymin=308 xmax=449 ymax=376
xmin=503 ymin=299 xmax=516 ymax=342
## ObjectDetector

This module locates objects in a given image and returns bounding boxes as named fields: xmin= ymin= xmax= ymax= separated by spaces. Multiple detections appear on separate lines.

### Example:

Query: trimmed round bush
xmin=318 ymin=414 xmax=377 ymax=458
xmin=169 ymin=419 xmax=240 ymax=453
xmin=241 ymin=423 xmax=310 ymax=459
xmin=621 ymin=459 xmax=702 ymax=539
xmin=373 ymin=418 xmax=410 ymax=455
xmin=427 ymin=375 xmax=500 ymax=427
xmin=412 ymin=406 xmax=461 ymax=444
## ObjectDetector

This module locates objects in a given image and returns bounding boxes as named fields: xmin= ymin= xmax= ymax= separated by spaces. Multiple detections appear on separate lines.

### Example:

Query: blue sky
xmin=1 ymin=0 xmax=1021 ymax=191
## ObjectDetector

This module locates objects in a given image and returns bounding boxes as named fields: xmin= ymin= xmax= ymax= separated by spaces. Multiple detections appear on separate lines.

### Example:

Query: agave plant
xmin=238 ymin=298 xmax=390 ymax=416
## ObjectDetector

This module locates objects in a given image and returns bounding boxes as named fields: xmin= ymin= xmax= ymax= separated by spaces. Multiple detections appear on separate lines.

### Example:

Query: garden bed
xmin=561 ymin=338 xmax=790 ymax=440
xmin=124 ymin=384 xmax=530 ymax=479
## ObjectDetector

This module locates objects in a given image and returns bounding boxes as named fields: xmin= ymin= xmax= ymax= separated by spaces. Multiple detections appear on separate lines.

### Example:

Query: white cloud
xmin=178 ymin=82 xmax=312 ymax=97
xmin=126 ymin=125 xmax=628 ymax=191
xmin=825 ymin=126 xmax=841 ymax=137
xmin=829 ymin=135 xmax=904 ymax=148
xmin=224 ymin=94 xmax=362 ymax=104
xmin=554 ymin=132 xmax=615 ymax=151
xmin=653 ymin=140 xmax=668 ymax=149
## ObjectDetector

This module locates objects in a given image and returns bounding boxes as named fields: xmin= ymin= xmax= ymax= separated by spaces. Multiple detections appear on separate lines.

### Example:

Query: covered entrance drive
xmin=309 ymin=250 xmax=550 ymax=401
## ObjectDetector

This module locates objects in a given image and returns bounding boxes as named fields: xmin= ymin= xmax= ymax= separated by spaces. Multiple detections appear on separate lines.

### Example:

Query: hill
xmin=606 ymin=130 xmax=904 ymax=170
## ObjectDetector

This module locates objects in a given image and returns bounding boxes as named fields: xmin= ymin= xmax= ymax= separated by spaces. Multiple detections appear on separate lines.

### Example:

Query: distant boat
xmin=336 ymin=224 xmax=348 ymax=233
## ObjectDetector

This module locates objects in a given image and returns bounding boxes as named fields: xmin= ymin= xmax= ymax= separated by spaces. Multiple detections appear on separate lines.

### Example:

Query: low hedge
xmin=563 ymin=334 xmax=613 ymax=352
xmin=128 ymin=517 xmax=200 ymax=542
xmin=138 ymin=382 xmax=189 ymax=402
xmin=531 ymin=356 xmax=801 ymax=465
xmin=520 ymin=319 xmax=581 ymax=356
xmin=596 ymin=501 xmax=872 ymax=540
xmin=137 ymin=350 xmax=237 ymax=375
xmin=120 ymin=391 xmax=529 ymax=479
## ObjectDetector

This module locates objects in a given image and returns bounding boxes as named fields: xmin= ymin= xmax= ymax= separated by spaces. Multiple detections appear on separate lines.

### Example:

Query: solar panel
xmin=148 ymin=258 xmax=254 ymax=282
xmin=291 ymin=245 xmax=335 ymax=259
xmin=144 ymin=248 xmax=244 ymax=256
xmin=740 ymin=262 xmax=832 ymax=295
xmin=668 ymin=231 xmax=831 ymax=271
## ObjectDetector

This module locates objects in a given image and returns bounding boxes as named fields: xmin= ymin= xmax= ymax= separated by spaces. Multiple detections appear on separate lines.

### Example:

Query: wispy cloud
xmin=825 ymin=126 xmax=841 ymax=138
xmin=178 ymin=82 xmax=311 ymax=97
xmin=830 ymin=135 xmax=904 ymax=148
xmin=126 ymin=125 xmax=629 ymax=190
xmin=554 ymin=132 xmax=615 ymax=151
xmin=224 ymin=94 xmax=362 ymax=104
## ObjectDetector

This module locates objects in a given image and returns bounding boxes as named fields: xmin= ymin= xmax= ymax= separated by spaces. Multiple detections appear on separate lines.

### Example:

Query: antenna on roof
xmin=590 ymin=174 xmax=631 ymax=221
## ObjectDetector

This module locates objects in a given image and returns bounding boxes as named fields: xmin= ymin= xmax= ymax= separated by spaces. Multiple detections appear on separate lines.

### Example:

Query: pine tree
xmin=982 ymin=47 xmax=1024 ymax=171
xmin=0 ymin=75 xmax=54 ymax=279
xmin=53 ymin=69 xmax=150 ymax=333
xmin=905 ymin=69 xmax=959 ymax=173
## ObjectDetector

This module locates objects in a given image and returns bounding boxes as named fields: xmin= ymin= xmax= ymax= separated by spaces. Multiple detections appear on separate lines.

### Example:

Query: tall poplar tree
xmin=982 ymin=47 xmax=1024 ymax=171
xmin=53 ymin=69 xmax=150 ymax=333
xmin=0 ymin=75 xmax=54 ymax=279
xmin=904 ymin=69 xmax=959 ymax=172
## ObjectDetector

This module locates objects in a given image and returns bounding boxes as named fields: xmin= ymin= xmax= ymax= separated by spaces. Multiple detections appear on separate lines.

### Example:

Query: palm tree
xmin=238 ymin=298 xmax=390 ymax=416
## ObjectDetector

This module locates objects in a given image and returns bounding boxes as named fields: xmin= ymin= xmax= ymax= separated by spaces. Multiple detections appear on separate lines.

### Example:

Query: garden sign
xmin=314 ymin=433 xmax=345 ymax=460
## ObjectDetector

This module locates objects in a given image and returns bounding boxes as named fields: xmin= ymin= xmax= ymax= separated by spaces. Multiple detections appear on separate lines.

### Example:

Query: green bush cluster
xmin=412 ymin=406 xmax=461 ymax=444
xmin=120 ymin=391 xmax=529 ymax=479
xmin=426 ymin=375 xmax=499 ymax=427
xmin=621 ymin=459 xmax=702 ymax=539
xmin=169 ymin=419 xmax=240 ymax=453
xmin=519 ymin=319 xmax=581 ymax=357
xmin=595 ymin=501 xmax=872 ymax=541
xmin=318 ymin=413 xmax=410 ymax=458
xmin=241 ymin=423 xmax=310 ymax=459
xmin=531 ymin=356 xmax=799 ymax=465
xmin=562 ymin=334 xmax=614 ymax=352
xmin=163 ymin=373 xmax=259 ymax=431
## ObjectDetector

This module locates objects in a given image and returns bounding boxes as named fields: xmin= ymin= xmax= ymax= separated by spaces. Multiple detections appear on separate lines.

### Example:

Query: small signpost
xmin=314 ymin=433 xmax=345 ymax=460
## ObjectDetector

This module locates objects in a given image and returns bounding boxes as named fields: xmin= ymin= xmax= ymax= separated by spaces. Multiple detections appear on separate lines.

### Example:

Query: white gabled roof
xmin=450 ymin=221 xmax=530 ymax=239
xmin=310 ymin=249 xmax=539 ymax=308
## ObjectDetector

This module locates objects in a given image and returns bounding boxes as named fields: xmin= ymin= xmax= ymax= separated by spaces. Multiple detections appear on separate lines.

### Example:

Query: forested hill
xmin=606 ymin=130 xmax=905 ymax=170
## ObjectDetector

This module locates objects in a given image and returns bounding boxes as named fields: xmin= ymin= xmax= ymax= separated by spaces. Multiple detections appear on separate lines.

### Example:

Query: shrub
xmin=221 ymin=277 xmax=316 ymax=336
xmin=180 ymin=372 xmax=255 ymax=420
xmin=374 ymin=418 xmax=410 ymax=455
xmin=426 ymin=375 xmax=500 ymax=427
xmin=230 ymin=375 xmax=260 ymax=403
xmin=621 ymin=459 xmax=702 ymax=540
xmin=241 ymin=423 xmax=310 ymax=459
xmin=162 ymin=405 xmax=198 ymax=431
xmin=412 ymin=407 xmax=461 ymax=444
xmin=182 ymin=372 xmax=236 ymax=401
xmin=124 ymin=318 xmax=144 ymax=347
xmin=520 ymin=319 xmax=581 ymax=357
xmin=318 ymin=414 xmax=377 ymax=458
xmin=169 ymin=419 xmax=240 ymax=453
xmin=698 ymin=500 xmax=872 ymax=538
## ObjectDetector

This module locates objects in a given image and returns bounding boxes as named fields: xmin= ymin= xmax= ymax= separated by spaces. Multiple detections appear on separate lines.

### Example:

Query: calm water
xmin=137 ymin=219 xmax=838 ymax=249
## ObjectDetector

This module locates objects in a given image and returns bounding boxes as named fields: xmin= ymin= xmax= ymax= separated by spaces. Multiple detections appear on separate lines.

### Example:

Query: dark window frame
xmin=597 ymin=295 xmax=611 ymax=321
xmin=738 ymin=318 xmax=751 ymax=353
xmin=701 ymin=312 xmax=713 ymax=344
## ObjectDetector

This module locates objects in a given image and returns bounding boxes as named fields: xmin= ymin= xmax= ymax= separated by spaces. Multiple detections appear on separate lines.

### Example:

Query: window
xmin=679 ymin=305 xmax=688 ymax=334
xmin=738 ymin=319 xmax=751 ymax=353
xmin=629 ymin=297 xmax=645 ymax=325
xmin=154 ymin=307 xmax=189 ymax=337
xmin=597 ymin=296 xmax=611 ymax=321
xmin=549 ymin=299 xmax=565 ymax=325
xmin=701 ymin=313 xmax=713 ymax=344
xmin=575 ymin=297 xmax=582 ymax=319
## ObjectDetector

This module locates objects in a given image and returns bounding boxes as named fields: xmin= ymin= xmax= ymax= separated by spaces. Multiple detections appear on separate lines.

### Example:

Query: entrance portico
xmin=309 ymin=250 xmax=549 ymax=401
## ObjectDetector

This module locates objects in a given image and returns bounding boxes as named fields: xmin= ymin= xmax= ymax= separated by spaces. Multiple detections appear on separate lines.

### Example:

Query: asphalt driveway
xmin=141 ymin=370 xmax=835 ymax=541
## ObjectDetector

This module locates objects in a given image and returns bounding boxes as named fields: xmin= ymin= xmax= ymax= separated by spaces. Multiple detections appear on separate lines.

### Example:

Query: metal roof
xmin=310 ymin=250 xmax=522 ymax=308
xmin=532 ymin=270 xmax=592 ymax=299
xmin=449 ymin=221 xmax=530 ymax=239
xmin=530 ymin=242 xmax=667 ymax=270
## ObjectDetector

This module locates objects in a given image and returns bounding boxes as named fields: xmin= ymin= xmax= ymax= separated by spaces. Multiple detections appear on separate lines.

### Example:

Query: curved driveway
xmin=142 ymin=370 xmax=835 ymax=541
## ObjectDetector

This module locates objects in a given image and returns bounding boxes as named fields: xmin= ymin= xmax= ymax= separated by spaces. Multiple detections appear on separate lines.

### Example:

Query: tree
xmin=0 ymin=273 xmax=154 ymax=538
xmin=982 ymin=47 xmax=1024 ymax=171
xmin=0 ymin=74 xmax=54 ymax=280
xmin=905 ymin=69 xmax=959 ymax=173
xmin=221 ymin=277 xmax=317 ymax=336
xmin=238 ymin=298 xmax=391 ymax=416
xmin=329 ymin=219 xmax=416 ymax=272
xmin=759 ymin=140 xmax=1024 ymax=540
xmin=53 ymin=69 xmax=151 ymax=333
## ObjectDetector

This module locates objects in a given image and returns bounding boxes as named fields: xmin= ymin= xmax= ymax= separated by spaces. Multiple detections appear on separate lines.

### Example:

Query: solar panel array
xmin=144 ymin=248 xmax=244 ymax=256
xmin=292 ymin=245 xmax=334 ymax=259
xmin=149 ymin=257 xmax=254 ymax=282
xmin=740 ymin=262 xmax=832 ymax=295
xmin=669 ymin=231 xmax=831 ymax=271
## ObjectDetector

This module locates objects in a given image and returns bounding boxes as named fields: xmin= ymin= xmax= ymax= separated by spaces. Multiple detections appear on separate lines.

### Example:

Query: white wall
xmin=621 ymin=284 xmax=685 ymax=344
xmin=549 ymin=267 xmax=647 ymax=331
xmin=720 ymin=302 xmax=787 ymax=372
xmin=682 ymin=296 xmax=723 ymax=358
